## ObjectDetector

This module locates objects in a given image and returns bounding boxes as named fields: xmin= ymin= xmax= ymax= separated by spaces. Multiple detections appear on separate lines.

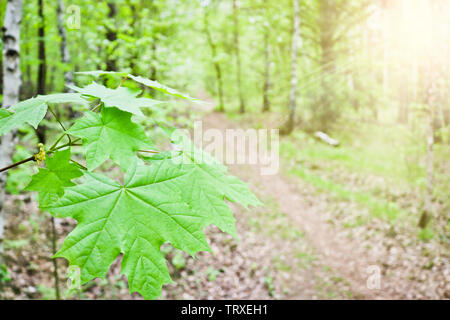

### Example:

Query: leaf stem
xmin=118 ymin=75 xmax=128 ymax=88
xmin=47 ymin=105 xmax=72 ymax=144
xmin=91 ymin=101 xmax=102 ymax=112
xmin=0 ymin=156 xmax=36 ymax=173
xmin=48 ymin=105 xmax=67 ymax=131
xmin=49 ymin=133 xmax=68 ymax=151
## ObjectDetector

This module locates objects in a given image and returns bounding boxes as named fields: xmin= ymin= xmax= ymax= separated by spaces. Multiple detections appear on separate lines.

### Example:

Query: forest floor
xmin=1 ymin=107 xmax=448 ymax=300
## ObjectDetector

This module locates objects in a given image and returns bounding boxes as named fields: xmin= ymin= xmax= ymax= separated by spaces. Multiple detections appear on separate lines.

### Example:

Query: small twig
xmin=48 ymin=105 xmax=68 ymax=133
xmin=117 ymin=75 xmax=128 ymax=88
xmin=49 ymin=133 xmax=68 ymax=151
xmin=91 ymin=101 xmax=102 ymax=113
xmin=0 ymin=156 xmax=35 ymax=173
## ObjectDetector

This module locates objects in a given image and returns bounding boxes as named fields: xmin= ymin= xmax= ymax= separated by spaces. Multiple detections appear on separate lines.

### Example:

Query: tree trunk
xmin=317 ymin=0 xmax=335 ymax=128
xmin=149 ymin=0 xmax=158 ymax=80
xmin=0 ymin=0 xmax=23 ymax=268
xmin=37 ymin=0 xmax=46 ymax=95
xmin=203 ymin=8 xmax=225 ymax=112
xmin=35 ymin=0 xmax=47 ymax=144
xmin=282 ymin=0 xmax=300 ymax=135
xmin=57 ymin=0 xmax=74 ymax=89
xmin=106 ymin=2 xmax=118 ymax=71
xmin=128 ymin=1 xmax=140 ymax=75
xmin=232 ymin=0 xmax=245 ymax=113
xmin=381 ymin=0 xmax=390 ymax=96
xmin=262 ymin=17 xmax=271 ymax=113
xmin=419 ymin=69 xmax=437 ymax=228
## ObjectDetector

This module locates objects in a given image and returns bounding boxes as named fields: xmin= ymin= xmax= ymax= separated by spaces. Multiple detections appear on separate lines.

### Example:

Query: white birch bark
xmin=0 ymin=0 xmax=23 ymax=266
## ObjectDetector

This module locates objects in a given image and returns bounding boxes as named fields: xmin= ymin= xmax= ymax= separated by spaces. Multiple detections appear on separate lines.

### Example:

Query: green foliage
xmin=6 ymin=146 xmax=34 ymax=195
xmin=3 ymin=73 xmax=260 ymax=300
xmin=0 ymin=264 xmax=11 ymax=284
xmin=76 ymin=71 xmax=199 ymax=101
xmin=67 ymin=107 xmax=154 ymax=171
xmin=418 ymin=228 xmax=435 ymax=241
xmin=67 ymin=82 xmax=161 ymax=117
xmin=25 ymin=149 xmax=83 ymax=207
xmin=171 ymin=252 xmax=186 ymax=270
xmin=0 ymin=99 xmax=47 ymax=136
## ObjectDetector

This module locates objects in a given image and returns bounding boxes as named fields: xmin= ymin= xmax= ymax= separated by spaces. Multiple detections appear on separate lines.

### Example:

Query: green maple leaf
xmin=43 ymin=159 xmax=211 ymax=299
xmin=38 ymin=93 xmax=89 ymax=106
xmin=168 ymin=129 xmax=262 ymax=208
xmin=164 ymin=138 xmax=261 ymax=237
xmin=67 ymin=107 xmax=154 ymax=171
xmin=25 ymin=149 xmax=83 ymax=207
xmin=43 ymin=156 xmax=260 ymax=300
xmin=0 ymin=94 xmax=88 ymax=136
xmin=75 ymin=71 xmax=198 ymax=101
xmin=67 ymin=82 xmax=162 ymax=116
xmin=128 ymin=75 xmax=199 ymax=101
xmin=0 ymin=98 xmax=48 ymax=136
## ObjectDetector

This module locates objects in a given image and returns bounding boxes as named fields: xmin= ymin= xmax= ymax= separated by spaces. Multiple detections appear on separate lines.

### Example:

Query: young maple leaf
xmin=67 ymin=107 xmax=155 ymax=171
xmin=0 ymin=98 xmax=48 ymax=136
xmin=43 ymin=157 xmax=261 ymax=300
xmin=0 ymin=93 xmax=88 ymax=136
xmin=25 ymin=149 xmax=83 ymax=207
xmin=67 ymin=82 xmax=162 ymax=116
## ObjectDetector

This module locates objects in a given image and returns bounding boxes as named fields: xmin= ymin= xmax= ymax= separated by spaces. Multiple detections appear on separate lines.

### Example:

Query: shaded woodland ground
xmin=1 ymin=101 xmax=448 ymax=299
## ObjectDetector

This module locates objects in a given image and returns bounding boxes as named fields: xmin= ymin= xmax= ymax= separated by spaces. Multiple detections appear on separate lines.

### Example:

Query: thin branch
xmin=0 ymin=138 xmax=82 ymax=173
xmin=0 ymin=156 xmax=36 ymax=173
xmin=47 ymin=105 xmax=68 ymax=132
xmin=49 ymin=132 xmax=68 ymax=151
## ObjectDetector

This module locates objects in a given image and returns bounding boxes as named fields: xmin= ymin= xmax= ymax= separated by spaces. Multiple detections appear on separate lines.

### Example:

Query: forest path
xmin=201 ymin=111 xmax=398 ymax=299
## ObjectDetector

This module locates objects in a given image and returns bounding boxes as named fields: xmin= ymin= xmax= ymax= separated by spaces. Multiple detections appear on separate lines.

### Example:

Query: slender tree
xmin=282 ymin=0 xmax=300 ymax=134
xmin=106 ymin=2 xmax=118 ymax=71
xmin=35 ymin=0 xmax=48 ymax=144
xmin=0 ymin=0 xmax=23 ymax=269
xmin=203 ymin=6 xmax=225 ymax=112
xmin=262 ymin=17 xmax=271 ymax=112
xmin=57 ymin=0 xmax=74 ymax=89
xmin=37 ymin=0 xmax=46 ymax=95
xmin=232 ymin=0 xmax=245 ymax=113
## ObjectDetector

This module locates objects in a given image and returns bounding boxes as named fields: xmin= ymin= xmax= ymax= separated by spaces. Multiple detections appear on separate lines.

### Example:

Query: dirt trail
xmin=201 ymin=112 xmax=398 ymax=299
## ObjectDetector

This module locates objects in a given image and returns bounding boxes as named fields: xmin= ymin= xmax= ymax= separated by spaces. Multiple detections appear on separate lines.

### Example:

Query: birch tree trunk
xmin=232 ymin=0 xmax=245 ymax=113
xmin=282 ymin=0 xmax=300 ymax=134
xmin=0 ymin=0 xmax=23 ymax=267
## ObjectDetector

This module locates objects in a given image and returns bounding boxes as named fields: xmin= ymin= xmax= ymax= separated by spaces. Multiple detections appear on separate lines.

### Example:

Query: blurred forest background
xmin=0 ymin=0 xmax=449 ymax=299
